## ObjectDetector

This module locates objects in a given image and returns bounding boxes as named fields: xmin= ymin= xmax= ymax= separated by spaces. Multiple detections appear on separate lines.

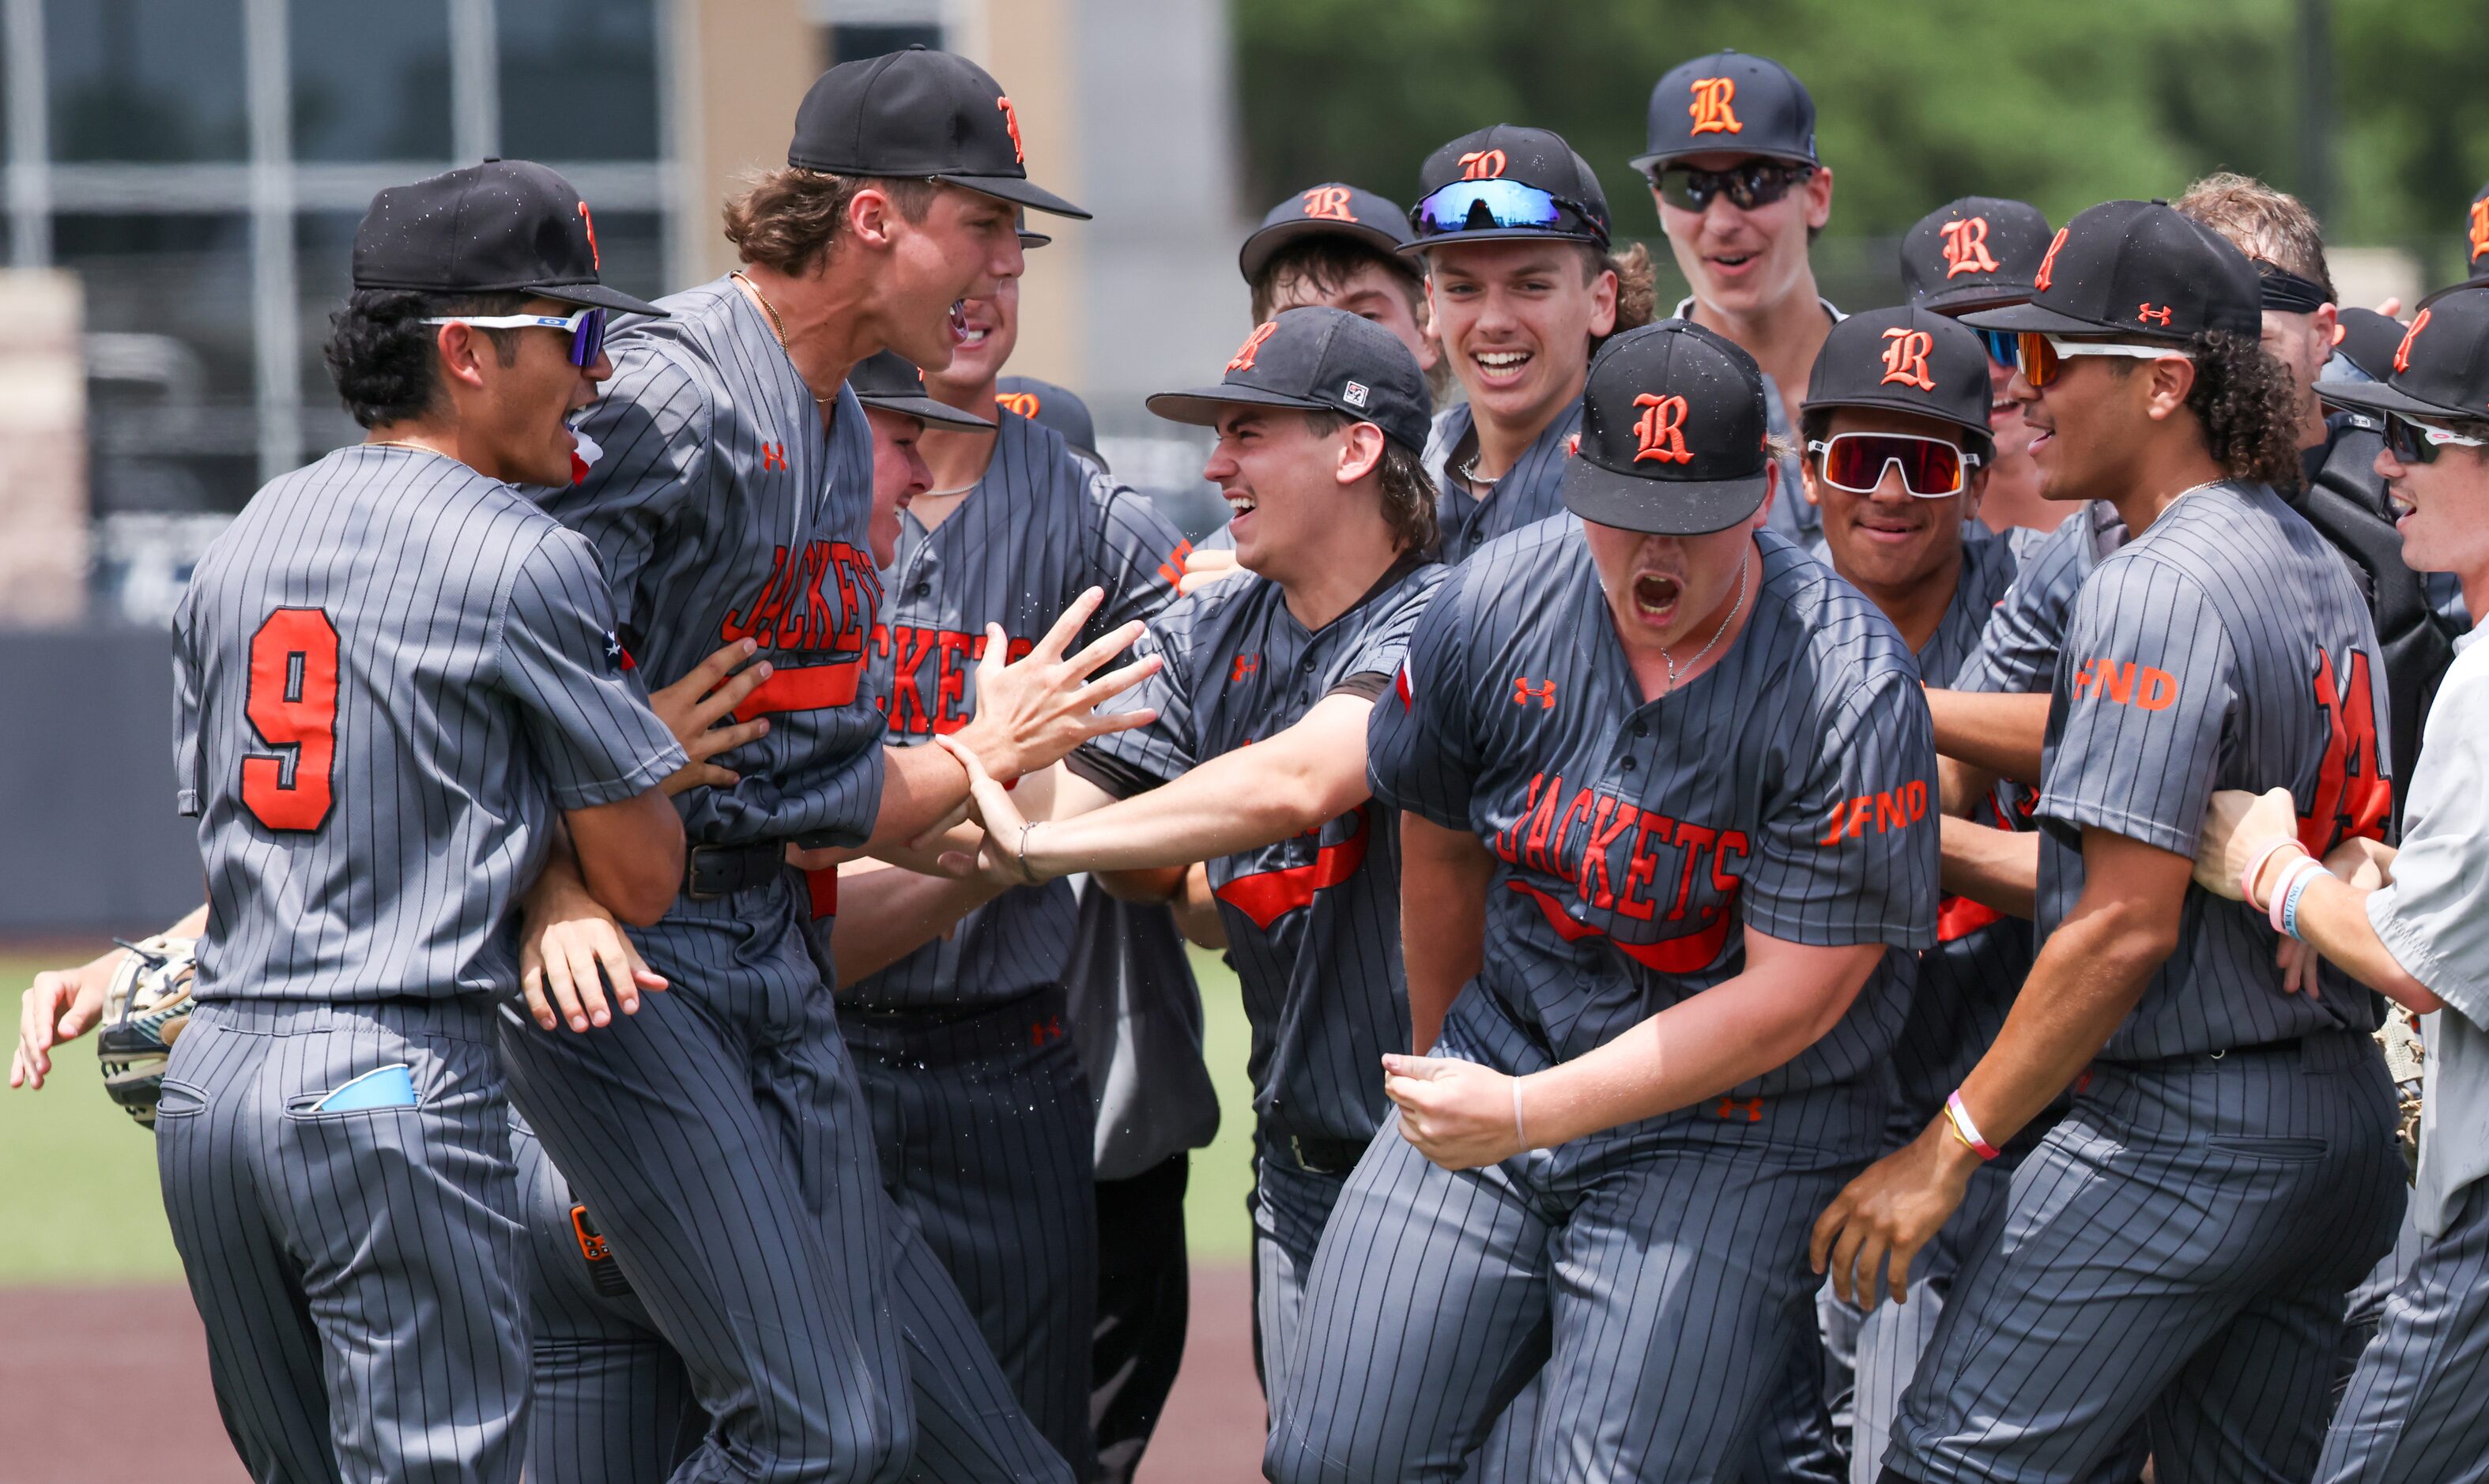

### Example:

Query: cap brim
xmin=2314 ymin=378 xmax=2472 ymax=424
xmin=1145 ymin=384 xmax=1333 ymax=429
xmin=1559 ymin=457 xmax=1768 ymax=536
xmin=1240 ymin=219 xmax=1413 ymax=283
xmin=855 ymin=392 xmax=997 ymax=432
xmin=1401 ymin=226 xmax=1608 ymax=256
xmin=1956 ymin=300 xmax=2133 ymax=335
xmin=943 ymin=174 xmax=1092 ymax=220
xmin=1918 ymin=281 xmax=2035 ymax=315
xmin=534 ymin=281 xmax=669 ymax=317
xmin=1018 ymin=228 xmax=1053 ymax=249
xmin=1627 ymin=147 xmax=1816 ymax=175
xmin=1797 ymin=391 xmax=1990 ymax=441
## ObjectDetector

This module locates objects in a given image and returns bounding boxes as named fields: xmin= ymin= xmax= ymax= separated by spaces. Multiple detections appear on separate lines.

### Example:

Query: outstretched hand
xmin=649 ymin=637 xmax=773 ymax=796
xmin=947 ymin=589 xmax=1160 ymax=784
xmin=11 ymin=949 xmax=122 ymax=1090
xmin=519 ymin=871 xmax=667 ymax=1034
xmin=931 ymin=735 xmax=1050 ymax=888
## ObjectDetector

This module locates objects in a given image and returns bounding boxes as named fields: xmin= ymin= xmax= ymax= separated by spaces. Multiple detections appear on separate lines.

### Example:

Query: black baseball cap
xmin=2332 ymin=307 xmax=2408 ymax=384
xmin=1961 ymin=199 xmax=2260 ymax=343
xmin=1899 ymin=198 xmax=2053 ymax=315
xmin=849 ymin=350 xmax=997 ymax=432
xmin=788 ymin=46 xmax=1090 ymax=220
xmin=352 ymin=160 xmax=665 ymax=316
xmin=1239 ymin=183 xmax=1415 ymax=284
xmin=1631 ymin=51 xmax=1818 ymax=175
xmin=997 ymin=375 xmax=1107 ymax=470
xmin=2318 ymin=286 xmax=2489 ymax=427
xmin=1147 ymin=306 xmax=1431 ymax=455
xmin=1562 ymin=319 xmax=1771 ymax=535
xmin=1802 ymin=306 xmax=1993 ymax=441
xmin=1407 ymin=126 xmax=1611 ymax=250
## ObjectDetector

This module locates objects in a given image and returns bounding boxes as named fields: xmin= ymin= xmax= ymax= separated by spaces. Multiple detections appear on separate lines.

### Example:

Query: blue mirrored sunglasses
xmin=1974 ymin=328 xmax=2017 ymax=368
xmin=1410 ymin=180 xmax=1605 ymax=243
xmin=422 ymin=307 xmax=608 ymax=367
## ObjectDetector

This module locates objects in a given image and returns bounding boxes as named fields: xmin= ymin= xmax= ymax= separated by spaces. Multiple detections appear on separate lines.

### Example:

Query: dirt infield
xmin=0 ymin=1264 xmax=1265 ymax=1483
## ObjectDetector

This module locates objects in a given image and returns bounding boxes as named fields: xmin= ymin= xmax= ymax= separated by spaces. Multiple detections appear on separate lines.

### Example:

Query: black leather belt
xmin=684 ymin=842 xmax=783 ymax=900
xmin=1274 ymin=1134 xmax=1367 ymax=1177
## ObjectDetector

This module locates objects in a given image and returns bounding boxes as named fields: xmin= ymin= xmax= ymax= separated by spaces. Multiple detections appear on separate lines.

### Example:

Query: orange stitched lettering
xmin=1631 ymin=394 xmax=1694 ymax=464
xmin=1688 ymin=77 xmax=1743 ymax=136
xmin=1879 ymin=328 xmax=1937 ymax=390
xmin=1939 ymin=217 xmax=1999 ymax=278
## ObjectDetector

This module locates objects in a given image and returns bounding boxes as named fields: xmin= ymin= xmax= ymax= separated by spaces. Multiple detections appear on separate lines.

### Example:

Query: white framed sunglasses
xmin=1806 ymin=431 xmax=1982 ymax=497
xmin=421 ymin=306 xmax=607 ymax=367
xmin=2012 ymin=333 xmax=2191 ymax=388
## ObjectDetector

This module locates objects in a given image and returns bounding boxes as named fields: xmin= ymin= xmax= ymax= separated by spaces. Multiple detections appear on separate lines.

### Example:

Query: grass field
xmin=0 ymin=949 xmax=1264 ymax=1285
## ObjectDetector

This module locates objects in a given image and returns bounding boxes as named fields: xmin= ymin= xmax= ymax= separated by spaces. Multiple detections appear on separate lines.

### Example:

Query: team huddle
xmin=15 ymin=38 xmax=2489 ymax=1484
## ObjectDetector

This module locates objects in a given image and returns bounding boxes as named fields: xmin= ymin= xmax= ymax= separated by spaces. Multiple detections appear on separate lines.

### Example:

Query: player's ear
xmin=1336 ymin=420 xmax=1386 ymax=486
xmin=1751 ymin=458 xmax=1780 ymax=526
xmin=2141 ymin=356 xmax=2197 ymax=423
xmin=1797 ymin=450 xmax=1821 ymax=509
xmin=433 ymin=322 xmax=491 ymax=394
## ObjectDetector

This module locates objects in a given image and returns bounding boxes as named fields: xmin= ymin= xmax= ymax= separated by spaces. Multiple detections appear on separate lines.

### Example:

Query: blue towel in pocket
xmin=315 ymin=1063 xmax=419 ymax=1112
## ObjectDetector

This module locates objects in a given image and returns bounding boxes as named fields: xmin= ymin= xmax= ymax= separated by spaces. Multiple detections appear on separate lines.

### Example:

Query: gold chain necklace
xmin=733 ymin=272 xmax=837 ymax=405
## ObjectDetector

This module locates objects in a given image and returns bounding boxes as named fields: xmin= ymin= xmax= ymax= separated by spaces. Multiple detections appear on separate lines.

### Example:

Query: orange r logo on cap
xmin=1631 ymin=394 xmax=1694 ymax=465
xmin=2034 ymin=228 xmax=2069 ymax=293
xmin=1879 ymin=328 xmax=1937 ymax=390
xmin=2472 ymin=200 xmax=2489 ymax=262
xmin=1228 ymin=321 xmax=1279 ymax=372
xmin=1939 ymin=217 xmax=1999 ymax=278
xmin=2395 ymin=307 xmax=2431 ymax=375
xmin=997 ymin=96 xmax=1024 ymax=164
xmin=577 ymin=201 xmax=601 ymax=269
xmin=1688 ymin=77 xmax=1743 ymax=136
xmin=995 ymin=391 xmax=1041 ymax=418
xmin=1301 ymin=186 xmax=1356 ymax=221
xmin=1458 ymin=149 xmax=1508 ymax=181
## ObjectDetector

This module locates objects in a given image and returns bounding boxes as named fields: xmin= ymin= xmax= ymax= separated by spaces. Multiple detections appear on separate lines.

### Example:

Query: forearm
xmin=1955 ymin=913 xmax=2162 ymax=1146
xmin=1926 ymin=690 xmax=2048 ymax=788
xmin=2273 ymin=872 xmax=2441 ymax=1014
xmin=1401 ymin=812 xmax=1490 ymax=1053
xmin=1938 ymin=816 xmax=2038 ymax=919
xmin=1169 ymin=863 xmax=1228 ymax=949
xmin=865 ymin=741 xmax=975 ymax=851
xmin=831 ymin=860 xmax=1005 ymax=984
xmin=1937 ymin=755 xmax=1999 ymax=819
xmin=1521 ymin=948 xmax=1872 ymax=1145
xmin=1027 ymin=755 xmax=1356 ymax=877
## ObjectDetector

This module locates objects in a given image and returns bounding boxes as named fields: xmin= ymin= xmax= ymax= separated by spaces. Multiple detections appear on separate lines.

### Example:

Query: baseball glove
xmin=2377 ymin=1003 xmax=2424 ymax=1183
xmin=97 ymin=935 xmax=197 ymax=1128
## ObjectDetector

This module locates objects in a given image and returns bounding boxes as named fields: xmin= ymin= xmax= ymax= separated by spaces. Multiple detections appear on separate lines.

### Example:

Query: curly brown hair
xmin=2181 ymin=328 xmax=2306 ymax=489
xmin=722 ymin=168 xmax=936 ymax=277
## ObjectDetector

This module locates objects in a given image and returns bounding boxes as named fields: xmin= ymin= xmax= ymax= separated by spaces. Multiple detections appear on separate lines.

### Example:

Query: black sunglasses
xmin=1646 ymin=159 xmax=1816 ymax=213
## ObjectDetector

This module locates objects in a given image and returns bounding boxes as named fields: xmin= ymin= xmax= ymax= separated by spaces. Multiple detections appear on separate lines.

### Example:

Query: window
xmin=291 ymin=0 xmax=453 ymax=162
xmin=500 ymin=0 xmax=659 ymax=163
xmin=46 ymin=0 xmax=247 ymax=162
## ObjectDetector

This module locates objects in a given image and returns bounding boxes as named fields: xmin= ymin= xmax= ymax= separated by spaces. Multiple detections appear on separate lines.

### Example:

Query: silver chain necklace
xmin=1658 ymin=552 xmax=1749 ymax=695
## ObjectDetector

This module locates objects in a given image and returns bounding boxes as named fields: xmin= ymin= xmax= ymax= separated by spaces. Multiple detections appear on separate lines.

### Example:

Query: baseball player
xmin=1244 ymin=182 xmax=1442 ymax=389
xmin=1899 ymin=196 xmax=2058 ymax=536
xmin=984 ymin=373 xmax=1224 ymax=1484
xmin=835 ymin=266 xmax=1194 ymax=1481
xmin=503 ymin=49 xmax=1145 ymax=1484
xmin=510 ymin=351 xmax=990 ymax=1484
xmin=2187 ymin=284 xmax=2489 ymax=1484
xmin=1413 ymin=124 xmax=1655 ymax=563
xmin=1267 ymin=318 xmax=1938 ymax=1482
xmin=9 ymin=160 xmax=693 ymax=1484
xmin=1637 ymin=49 xmax=1842 ymax=557
xmin=1819 ymin=201 xmax=2402 ymax=1484
xmin=927 ymin=306 xmax=1445 ymax=1411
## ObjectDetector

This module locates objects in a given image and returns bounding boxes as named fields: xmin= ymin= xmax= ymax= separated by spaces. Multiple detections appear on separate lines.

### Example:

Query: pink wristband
xmin=2267 ymin=858 xmax=2321 ymax=933
xmin=1944 ymin=1091 xmax=2001 ymax=1162
xmin=2239 ymin=838 xmax=2302 ymax=913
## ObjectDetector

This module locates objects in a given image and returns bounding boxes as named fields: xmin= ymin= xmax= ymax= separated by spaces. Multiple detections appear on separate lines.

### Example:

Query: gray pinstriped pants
xmin=157 ymin=996 xmax=528 ymax=1484
xmin=2318 ymin=1180 xmax=2489 ymax=1484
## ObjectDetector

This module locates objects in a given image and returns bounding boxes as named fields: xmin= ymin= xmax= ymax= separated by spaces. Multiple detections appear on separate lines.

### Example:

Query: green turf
xmin=0 ymin=956 xmax=188 ymax=1284
xmin=1180 ymin=945 xmax=1259 ymax=1263
xmin=0 ymin=949 xmax=1265 ymax=1282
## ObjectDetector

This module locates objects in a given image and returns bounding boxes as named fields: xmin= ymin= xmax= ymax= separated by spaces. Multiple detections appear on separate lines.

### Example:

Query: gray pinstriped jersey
xmin=1884 ymin=532 xmax=2035 ymax=1139
xmin=1368 ymin=523 xmax=1937 ymax=1094
xmin=1952 ymin=501 xmax=2127 ymax=695
xmin=173 ymin=444 xmax=686 ymax=1002
xmin=1431 ymin=399 xmax=1582 ymax=566
xmin=848 ymin=409 xmax=1192 ymax=1011
xmin=1070 ymin=555 xmax=1445 ymax=1149
xmin=537 ymin=277 xmax=888 ymax=850
xmin=2039 ymin=480 xmax=2393 ymax=1060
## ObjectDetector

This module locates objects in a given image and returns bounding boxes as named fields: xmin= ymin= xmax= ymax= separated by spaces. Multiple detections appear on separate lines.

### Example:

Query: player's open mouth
xmin=1707 ymin=251 xmax=1759 ymax=275
xmin=1225 ymin=492 xmax=1257 ymax=522
xmin=1631 ymin=573 xmax=1680 ymax=618
xmin=1471 ymin=348 xmax=1532 ymax=383
xmin=948 ymin=301 xmax=970 ymax=342
xmin=2389 ymin=489 xmax=2415 ymax=521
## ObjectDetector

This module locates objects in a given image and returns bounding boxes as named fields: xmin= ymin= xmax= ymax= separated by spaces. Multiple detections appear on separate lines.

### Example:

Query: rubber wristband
xmin=2282 ymin=865 xmax=2321 ymax=941
xmin=1510 ymin=1074 xmax=1529 ymax=1150
xmin=2267 ymin=858 xmax=2321 ymax=933
xmin=1944 ymin=1090 xmax=2001 ymax=1162
xmin=2240 ymin=838 xmax=2303 ymax=913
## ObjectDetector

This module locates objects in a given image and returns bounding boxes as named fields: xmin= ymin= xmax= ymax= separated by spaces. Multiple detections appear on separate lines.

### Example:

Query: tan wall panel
xmin=958 ymin=0 xmax=1085 ymax=387
xmin=679 ymin=1 xmax=824 ymax=283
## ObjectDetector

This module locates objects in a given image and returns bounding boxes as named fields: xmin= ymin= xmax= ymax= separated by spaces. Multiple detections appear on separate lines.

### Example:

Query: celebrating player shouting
xmin=931 ymin=305 xmax=1444 ymax=1404
xmin=1822 ymin=201 xmax=2403 ymax=1484
xmin=1267 ymin=318 xmax=1938 ymax=1481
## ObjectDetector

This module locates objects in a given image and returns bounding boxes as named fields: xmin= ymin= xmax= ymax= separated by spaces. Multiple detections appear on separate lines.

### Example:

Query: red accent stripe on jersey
xmin=1394 ymin=663 xmax=1414 ymax=710
xmin=1936 ymin=893 xmax=2002 ymax=943
xmin=1507 ymin=879 xmax=1734 ymax=974
xmin=734 ymin=658 xmax=865 ymax=718
xmin=805 ymin=867 xmax=838 ymax=920
xmin=616 ymin=647 xmax=635 ymax=672
xmin=1213 ymin=811 xmax=1370 ymax=930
